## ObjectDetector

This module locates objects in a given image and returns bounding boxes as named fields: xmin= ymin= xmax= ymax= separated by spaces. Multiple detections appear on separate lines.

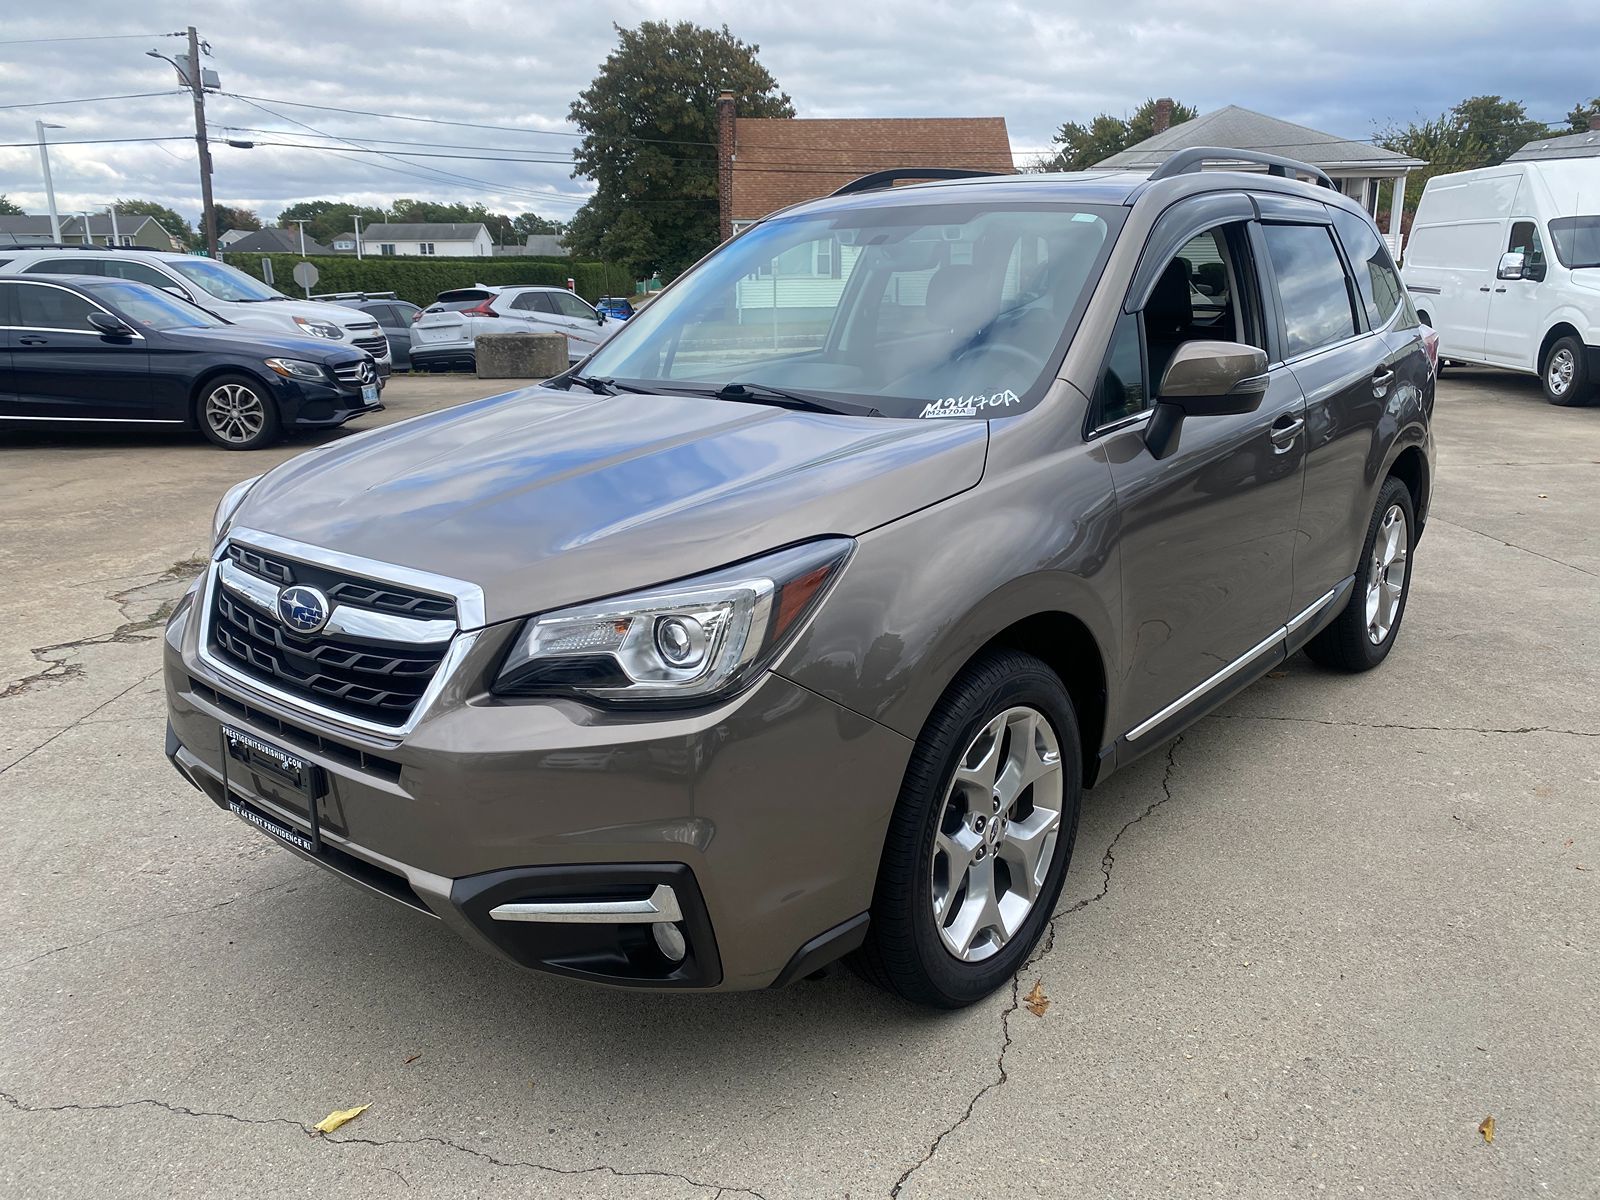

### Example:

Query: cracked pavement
xmin=3 ymin=370 xmax=1596 ymax=1197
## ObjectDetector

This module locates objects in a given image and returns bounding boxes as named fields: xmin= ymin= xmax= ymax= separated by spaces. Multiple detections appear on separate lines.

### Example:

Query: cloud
xmin=1 ymin=0 xmax=1594 ymax=224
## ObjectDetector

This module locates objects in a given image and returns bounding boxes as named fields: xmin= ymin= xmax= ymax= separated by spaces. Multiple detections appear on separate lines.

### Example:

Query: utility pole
xmin=353 ymin=212 xmax=364 ymax=261
xmin=291 ymin=219 xmax=310 ymax=257
xmin=108 ymin=204 xmax=120 ymax=246
xmin=185 ymin=26 xmax=217 ymax=259
xmin=35 ymin=120 xmax=63 ymax=242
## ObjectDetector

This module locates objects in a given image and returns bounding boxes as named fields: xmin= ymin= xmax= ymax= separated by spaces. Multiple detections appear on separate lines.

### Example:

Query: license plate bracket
xmin=361 ymin=383 xmax=378 ymax=405
xmin=221 ymin=725 xmax=323 ymax=853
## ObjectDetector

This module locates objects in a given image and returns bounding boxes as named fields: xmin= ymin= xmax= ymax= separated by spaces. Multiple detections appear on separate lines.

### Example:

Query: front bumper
xmin=162 ymin=574 xmax=909 ymax=990
xmin=276 ymin=377 xmax=384 ymax=429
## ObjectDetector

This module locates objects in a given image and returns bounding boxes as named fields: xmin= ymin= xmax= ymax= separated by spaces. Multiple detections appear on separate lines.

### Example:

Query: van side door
xmin=1096 ymin=195 xmax=1308 ymax=745
xmin=1483 ymin=218 xmax=1549 ymax=370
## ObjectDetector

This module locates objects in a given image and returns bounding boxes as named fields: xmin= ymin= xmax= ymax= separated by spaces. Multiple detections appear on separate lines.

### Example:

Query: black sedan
xmin=0 ymin=274 xmax=383 ymax=450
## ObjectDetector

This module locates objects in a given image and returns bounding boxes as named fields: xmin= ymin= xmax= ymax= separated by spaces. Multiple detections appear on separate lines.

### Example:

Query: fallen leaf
xmin=1537 ymin=493 xmax=1548 ymax=499
xmin=403 ymin=1054 xmax=421 ymax=1065
xmin=1577 ymin=864 xmax=1590 ymax=872
xmin=1023 ymin=980 xmax=1049 ymax=1017
xmin=1266 ymin=670 xmax=1288 ymax=679
xmin=314 ymin=1104 xmax=370 ymax=1135
xmin=1478 ymin=1115 xmax=1495 ymax=1144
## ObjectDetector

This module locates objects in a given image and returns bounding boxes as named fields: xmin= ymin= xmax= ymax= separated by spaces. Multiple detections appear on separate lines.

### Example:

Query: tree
xmin=0 ymin=194 xmax=22 ymax=216
xmin=1375 ymin=95 xmax=1550 ymax=222
xmin=1566 ymin=97 xmax=1600 ymax=132
xmin=276 ymin=200 xmax=384 ymax=244
xmin=214 ymin=205 xmax=262 ymax=236
xmin=566 ymin=20 xmax=793 ymax=280
xmin=513 ymin=212 xmax=566 ymax=238
xmin=113 ymin=199 xmax=195 ymax=248
xmin=1035 ymin=98 xmax=1198 ymax=171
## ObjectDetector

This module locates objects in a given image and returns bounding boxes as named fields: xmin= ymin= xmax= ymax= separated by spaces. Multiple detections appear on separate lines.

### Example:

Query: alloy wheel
xmin=931 ymin=705 xmax=1064 ymax=962
xmin=1365 ymin=504 xmax=1408 ymax=644
xmin=205 ymin=383 xmax=266 ymax=444
xmin=1547 ymin=347 xmax=1575 ymax=398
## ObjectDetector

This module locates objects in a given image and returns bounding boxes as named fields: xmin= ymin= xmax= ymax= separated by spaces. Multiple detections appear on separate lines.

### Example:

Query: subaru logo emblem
xmin=358 ymin=360 xmax=375 ymax=385
xmin=277 ymin=585 xmax=330 ymax=634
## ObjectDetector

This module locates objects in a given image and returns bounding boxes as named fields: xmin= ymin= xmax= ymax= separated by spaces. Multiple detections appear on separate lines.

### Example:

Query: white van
xmin=0 ymin=246 xmax=392 ymax=378
xmin=1401 ymin=158 xmax=1599 ymax=405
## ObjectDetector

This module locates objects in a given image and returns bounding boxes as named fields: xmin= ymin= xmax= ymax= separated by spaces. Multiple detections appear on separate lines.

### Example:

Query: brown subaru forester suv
xmin=165 ymin=149 xmax=1436 ymax=1007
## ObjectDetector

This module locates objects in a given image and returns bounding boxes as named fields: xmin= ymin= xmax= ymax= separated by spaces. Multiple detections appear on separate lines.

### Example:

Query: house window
xmin=120 ymin=235 xmax=132 ymax=246
xmin=419 ymin=242 xmax=435 ymax=256
xmin=334 ymin=238 xmax=354 ymax=250
xmin=380 ymin=243 xmax=396 ymax=256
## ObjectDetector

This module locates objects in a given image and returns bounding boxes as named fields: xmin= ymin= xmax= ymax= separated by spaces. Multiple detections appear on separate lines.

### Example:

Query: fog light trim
xmin=488 ymin=883 xmax=683 ymax=925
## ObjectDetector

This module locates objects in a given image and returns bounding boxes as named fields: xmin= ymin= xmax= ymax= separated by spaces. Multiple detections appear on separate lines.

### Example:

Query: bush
xmin=224 ymin=254 xmax=635 ymax=306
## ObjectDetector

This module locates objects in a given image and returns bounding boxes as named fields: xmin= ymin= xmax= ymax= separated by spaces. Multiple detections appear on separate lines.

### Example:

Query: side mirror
xmin=87 ymin=311 xmax=135 ymax=337
xmin=1497 ymin=251 xmax=1526 ymax=281
xmin=1145 ymin=340 xmax=1270 ymax=460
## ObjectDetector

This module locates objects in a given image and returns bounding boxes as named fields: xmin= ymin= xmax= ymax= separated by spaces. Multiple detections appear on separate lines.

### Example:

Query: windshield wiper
xmin=567 ymin=374 xmax=619 ymax=395
xmin=713 ymin=382 xmax=880 ymax=417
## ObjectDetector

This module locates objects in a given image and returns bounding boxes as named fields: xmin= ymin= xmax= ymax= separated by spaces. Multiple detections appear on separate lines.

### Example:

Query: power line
xmin=0 ymin=89 xmax=185 ymax=113
xmin=0 ymin=135 xmax=194 ymax=149
xmin=0 ymin=31 xmax=183 ymax=47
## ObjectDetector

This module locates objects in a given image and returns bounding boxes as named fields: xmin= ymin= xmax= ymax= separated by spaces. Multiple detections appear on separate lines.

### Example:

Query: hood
xmin=164 ymin=324 xmax=367 ymax=361
xmin=229 ymin=298 xmax=378 ymax=330
xmin=236 ymin=387 xmax=988 ymax=626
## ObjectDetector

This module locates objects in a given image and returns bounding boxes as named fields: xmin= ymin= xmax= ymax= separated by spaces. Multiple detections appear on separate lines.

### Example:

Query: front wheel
xmin=1542 ymin=335 xmax=1591 ymax=407
xmin=1304 ymin=476 xmax=1415 ymax=672
xmin=198 ymin=374 xmax=282 ymax=450
xmin=852 ymin=650 xmax=1082 ymax=1008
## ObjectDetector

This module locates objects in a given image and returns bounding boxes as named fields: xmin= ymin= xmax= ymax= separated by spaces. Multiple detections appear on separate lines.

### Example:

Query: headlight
xmin=494 ymin=538 xmax=853 ymax=706
xmin=212 ymin=474 xmax=261 ymax=546
xmin=264 ymin=357 xmax=327 ymax=381
xmin=293 ymin=317 xmax=342 ymax=340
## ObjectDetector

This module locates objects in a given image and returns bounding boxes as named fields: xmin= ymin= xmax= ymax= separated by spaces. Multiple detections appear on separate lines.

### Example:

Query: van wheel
xmin=198 ymin=374 xmax=281 ymax=450
xmin=851 ymin=650 xmax=1082 ymax=1008
xmin=1305 ymin=476 xmax=1415 ymax=672
xmin=1542 ymin=336 xmax=1591 ymax=406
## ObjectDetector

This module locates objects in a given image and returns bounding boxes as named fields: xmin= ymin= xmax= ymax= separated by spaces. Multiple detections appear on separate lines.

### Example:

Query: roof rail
xmin=830 ymin=167 xmax=997 ymax=197
xmin=0 ymin=241 xmax=168 ymax=252
xmin=1146 ymin=147 xmax=1336 ymax=190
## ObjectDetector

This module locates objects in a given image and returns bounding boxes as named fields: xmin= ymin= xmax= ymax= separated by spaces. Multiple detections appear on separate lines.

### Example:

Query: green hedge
xmin=224 ymin=254 xmax=634 ymax=306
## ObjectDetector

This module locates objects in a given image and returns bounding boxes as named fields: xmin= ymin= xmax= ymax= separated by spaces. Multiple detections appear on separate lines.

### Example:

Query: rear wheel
xmin=1542 ymin=335 xmax=1591 ymax=406
xmin=198 ymin=374 xmax=281 ymax=450
xmin=1305 ymin=476 xmax=1415 ymax=672
xmin=852 ymin=650 xmax=1082 ymax=1008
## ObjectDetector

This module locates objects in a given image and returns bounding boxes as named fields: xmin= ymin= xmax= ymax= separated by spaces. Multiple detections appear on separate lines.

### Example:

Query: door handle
xmin=1371 ymin=369 xmax=1396 ymax=397
xmin=19 ymin=335 xmax=47 ymax=345
xmin=1269 ymin=415 xmax=1304 ymax=451
xmin=1478 ymin=286 xmax=1491 ymax=292
xmin=1493 ymin=287 xmax=1507 ymax=293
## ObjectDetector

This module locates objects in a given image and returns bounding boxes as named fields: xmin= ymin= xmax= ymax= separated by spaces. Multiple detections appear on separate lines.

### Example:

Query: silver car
xmin=409 ymin=284 xmax=619 ymax=370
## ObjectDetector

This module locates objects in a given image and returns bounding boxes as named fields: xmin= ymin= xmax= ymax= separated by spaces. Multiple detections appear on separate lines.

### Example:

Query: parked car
xmin=1402 ymin=157 xmax=1600 ymax=405
xmin=0 ymin=245 xmax=393 ymax=379
xmin=313 ymin=292 xmax=423 ymax=371
xmin=595 ymin=295 xmax=635 ymax=320
xmin=410 ymin=284 xmax=619 ymax=370
xmin=0 ymin=274 xmax=382 ymax=449
xmin=165 ymin=151 xmax=1435 ymax=1005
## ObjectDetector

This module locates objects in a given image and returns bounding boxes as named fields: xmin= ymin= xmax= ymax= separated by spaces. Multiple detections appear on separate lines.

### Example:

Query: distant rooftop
xmin=1507 ymin=128 xmax=1600 ymax=162
xmin=1096 ymin=105 xmax=1425 ymax=174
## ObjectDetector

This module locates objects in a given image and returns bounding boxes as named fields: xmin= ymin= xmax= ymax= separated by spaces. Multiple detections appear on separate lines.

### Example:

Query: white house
xmin=335 ymin=222 xmax=494 ymax=257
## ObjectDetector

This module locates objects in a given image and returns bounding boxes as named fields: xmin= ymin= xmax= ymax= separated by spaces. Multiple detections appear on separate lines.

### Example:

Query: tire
xmin=1541 ymin=335 xmax=1591 ymax=406
xmin=1304 ymin=476 xmax=1415 ymax=672
xmin=197 ymin=373 xmax=282 ymax=450
xmin=852 ymin=650 xmax=1083 ymax=1008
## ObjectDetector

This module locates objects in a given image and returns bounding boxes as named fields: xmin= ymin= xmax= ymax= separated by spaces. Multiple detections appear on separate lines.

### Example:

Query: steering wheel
xmin=953 ymin=340 xmax=1037 ymax=375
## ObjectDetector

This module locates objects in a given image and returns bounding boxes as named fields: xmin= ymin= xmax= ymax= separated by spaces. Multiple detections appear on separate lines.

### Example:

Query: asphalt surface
xmin=1 ymin=368 xmax=1595 ymax=1198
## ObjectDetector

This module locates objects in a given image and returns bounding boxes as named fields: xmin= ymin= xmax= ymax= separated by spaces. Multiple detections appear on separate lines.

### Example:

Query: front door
xmin=5 ymin=280 xmax=154 ymax=420
xmin=1097 ymin=215 xmax=1307 ymax=738
xmin=1483 ymin=218 xmax=1549 ymax=370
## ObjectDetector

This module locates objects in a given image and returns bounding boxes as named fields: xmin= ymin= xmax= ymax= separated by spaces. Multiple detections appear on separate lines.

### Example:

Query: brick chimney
xmin=716 ymin=89 xmax=736 ymax=242
xmin=1590 ymin=114 xmax=1600 ymax=131
xmin=1152 ymin=97 xmax=1175 ymax=134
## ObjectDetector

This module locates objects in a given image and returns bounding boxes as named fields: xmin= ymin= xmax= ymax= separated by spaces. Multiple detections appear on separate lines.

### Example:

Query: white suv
xmin=0 ymin=246 xmax=392 ymax=377
xmin=410 ymin=285 xmax=619 ymax=370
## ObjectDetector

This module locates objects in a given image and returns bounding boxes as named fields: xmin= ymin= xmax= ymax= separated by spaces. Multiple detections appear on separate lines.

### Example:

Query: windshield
xmin=168 ymin=258 xmax=285 ymax=302
xmin=86 ymin=281 xmax=228 ymax=330
xmin=580 ymin=201 xmax=1123 ymax=418
xmin=1549 ymin=216 xmax=1600 ymax=269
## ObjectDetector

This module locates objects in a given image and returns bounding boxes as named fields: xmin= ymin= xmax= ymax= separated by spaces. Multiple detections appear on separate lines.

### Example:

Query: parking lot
xmin=1 ymin=369 xmax=1595 ymax=1197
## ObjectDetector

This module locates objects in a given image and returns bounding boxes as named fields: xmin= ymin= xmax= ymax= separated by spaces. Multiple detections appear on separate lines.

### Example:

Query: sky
xmin=1 ymin=0 xmax=1595 ymax=231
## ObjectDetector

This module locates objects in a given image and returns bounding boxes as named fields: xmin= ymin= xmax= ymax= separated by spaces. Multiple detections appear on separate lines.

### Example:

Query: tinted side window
xmin=102 ymin=260 xmax=177 ymax=289
xmin=527 ymin=293 xmax=558 ymax=314
xmin=1331 ymin=209 xmax=1403 ymax=328
xmin=554 ymin=292 xmax=596 ymax=320
xmin=1094 ymin=310 xmax=1148 ymax=426
xmin=15 ymin=283 xmax=100 ymax=331
xmin=1507 ymin=220 xmax=1547 ymax=280
xmin=1262 ymin=224 xmax=1357 ymax=357
xmin=26 ymin=257 xmax=106 ymax=277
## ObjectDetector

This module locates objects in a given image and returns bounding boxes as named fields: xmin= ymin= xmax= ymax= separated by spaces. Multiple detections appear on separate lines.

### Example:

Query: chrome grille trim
xmin=218 ymin=559 xmax=455 ymax=645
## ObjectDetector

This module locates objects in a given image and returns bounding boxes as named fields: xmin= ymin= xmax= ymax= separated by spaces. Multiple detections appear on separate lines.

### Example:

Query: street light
xmin=35 ymin=121 xmax=64 ymax=242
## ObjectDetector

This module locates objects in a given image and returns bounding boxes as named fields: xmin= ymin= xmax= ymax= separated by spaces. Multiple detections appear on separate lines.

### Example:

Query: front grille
xmin=213 ymin=542 xmax=459 ymax=726
xmin=225 ymin=544 xmax=456 ymax=621
xmin=332 ymin=361 xmax=368 ymax=384
xmin=211 ymin=588 xmax=448 ymax=724
xmin=352 ymin=335 xmax=389 ymax=358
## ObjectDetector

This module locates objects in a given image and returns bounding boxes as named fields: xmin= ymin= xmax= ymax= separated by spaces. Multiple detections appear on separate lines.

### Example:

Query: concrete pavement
xmin=1 ymin=369 xmax=1595 ymax=1198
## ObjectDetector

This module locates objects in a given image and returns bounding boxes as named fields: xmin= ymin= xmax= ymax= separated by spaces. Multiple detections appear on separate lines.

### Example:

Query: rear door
xmin=1097 ymin=196 xmax=1307 ymax=742
xmin=7 ymin=279 xmax=154 ymax=420
xmin=1278 ymin=203 xmax=1410 ymax=617
xmin=549 ymin=291 xmax=609 ymax=355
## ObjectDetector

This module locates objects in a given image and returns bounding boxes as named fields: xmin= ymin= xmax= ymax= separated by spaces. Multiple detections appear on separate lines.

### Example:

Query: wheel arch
xmin=979 ymin=611 xmax=1110 ymax=787
xmin=188 ymin=365 xmax=279 ymax=429
xmin=1538 ymin=321 xmax=1584 ymax=372
xmin=1386 ymin=444 xmax=1431 ymax=532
